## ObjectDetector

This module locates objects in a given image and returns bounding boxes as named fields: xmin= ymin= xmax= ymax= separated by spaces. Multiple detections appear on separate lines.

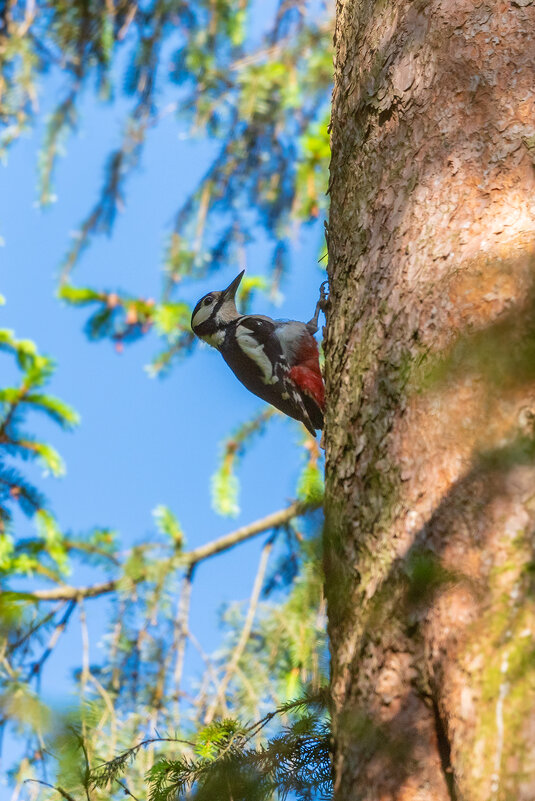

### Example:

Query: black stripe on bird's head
xmin=191 ymin=270 xmax=245 ymax=340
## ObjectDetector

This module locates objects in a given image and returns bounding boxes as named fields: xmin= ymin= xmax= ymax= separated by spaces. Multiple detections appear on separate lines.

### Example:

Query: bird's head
xmin=191 ymin=270 xmax=244 ymax=343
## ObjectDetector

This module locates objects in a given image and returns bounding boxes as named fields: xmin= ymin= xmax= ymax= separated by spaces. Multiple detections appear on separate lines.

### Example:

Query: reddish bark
xmin=325 ymin=1 xmax=535 ymax=799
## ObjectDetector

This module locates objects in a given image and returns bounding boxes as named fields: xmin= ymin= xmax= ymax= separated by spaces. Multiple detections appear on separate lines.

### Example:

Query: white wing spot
xmin=236 ymin=327 xmax=275 ymax=384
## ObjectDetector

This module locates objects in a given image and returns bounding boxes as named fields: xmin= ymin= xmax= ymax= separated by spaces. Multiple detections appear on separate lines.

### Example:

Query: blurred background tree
xmin=1 ymin=0 xmax=331 ymax=370
xmin=0 ymin=1 xmax=333 ymax=799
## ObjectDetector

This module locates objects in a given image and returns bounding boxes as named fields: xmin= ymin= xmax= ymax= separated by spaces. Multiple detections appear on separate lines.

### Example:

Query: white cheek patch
xmin=192 ymin=304 xmax=214 ymax=329
xmin=236 ymin=327 xmax=278 ymax=384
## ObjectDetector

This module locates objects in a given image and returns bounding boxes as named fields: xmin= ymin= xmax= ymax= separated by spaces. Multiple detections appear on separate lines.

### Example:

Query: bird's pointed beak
xmin=222 ymin=270 xmax=245 ymax=300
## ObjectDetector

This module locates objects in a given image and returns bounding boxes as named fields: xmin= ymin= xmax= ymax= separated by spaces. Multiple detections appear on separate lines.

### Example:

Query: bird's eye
xmin=204 ymin=296 xmax=214 ymax=306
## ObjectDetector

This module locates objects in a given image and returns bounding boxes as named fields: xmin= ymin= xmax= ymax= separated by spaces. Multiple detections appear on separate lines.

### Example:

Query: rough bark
xmin=324 ymin=2 xmax=535 ymax=800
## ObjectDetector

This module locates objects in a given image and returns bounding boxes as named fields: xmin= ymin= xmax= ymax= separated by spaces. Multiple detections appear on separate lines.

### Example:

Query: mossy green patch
xmin=458 ymin=527 xmax=535 ymax=800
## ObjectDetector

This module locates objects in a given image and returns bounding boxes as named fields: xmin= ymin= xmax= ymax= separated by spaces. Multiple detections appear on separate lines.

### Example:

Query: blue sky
xmin=0 ymin=17 xmax=326 ymax=784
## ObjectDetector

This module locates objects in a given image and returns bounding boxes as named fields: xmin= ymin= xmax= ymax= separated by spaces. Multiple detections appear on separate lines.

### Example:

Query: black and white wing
xmin=220 ymin=315 xmax=317 ymax=434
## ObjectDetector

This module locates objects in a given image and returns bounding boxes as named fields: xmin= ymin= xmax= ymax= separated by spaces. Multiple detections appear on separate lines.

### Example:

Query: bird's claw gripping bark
xmin=318 ymin=279 xmax=329 ymax=310
xmin=306 ymin=279 xmax=329 ymax=334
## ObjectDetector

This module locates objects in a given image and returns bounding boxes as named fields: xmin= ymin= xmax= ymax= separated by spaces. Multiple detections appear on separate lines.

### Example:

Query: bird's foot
xmin=318 ymin=279 xmax=329 ymax=312
xmin=306 ymin=279 xmax=329 ymax=334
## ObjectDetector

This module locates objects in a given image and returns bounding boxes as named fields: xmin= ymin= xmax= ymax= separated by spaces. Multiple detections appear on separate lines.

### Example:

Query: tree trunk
xmin=324 ymin=2 xmax=535 ymax=799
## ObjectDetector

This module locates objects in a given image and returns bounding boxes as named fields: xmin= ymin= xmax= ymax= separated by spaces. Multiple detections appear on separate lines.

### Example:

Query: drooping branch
xmin=27 ymin=599 xmax=77 ymax=678
xmin=13 ymin=500 xmax=319 ymax=602
xmin=204 ymin=535 xmax=275 ymax=724
xmin=24 ymin=779 xmax=78 ymax=801
xmin=171 ymin=564 xmax=195 ymax=720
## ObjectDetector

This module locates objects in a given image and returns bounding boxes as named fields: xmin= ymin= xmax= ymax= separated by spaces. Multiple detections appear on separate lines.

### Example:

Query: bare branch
xmin=26 ymin=579 xmax=118 ymax=602
xmin=115 ymin=779 xmax=139 ymax=801
xmin=204 ymin=536 xmax=274 ymax=724
xmin=27 ymin=600 xmax=77 ymax=678
xmin=24 ymin=779 xmax=77 ymax=801
xmin=172 ymin=565 xmax=195 ymax=720
xmin=18 ymin=501 xmax=318 ymax=602
xmin=78 ymin=600 xmax=92 ymax=789
xmin=7 ymin=603 xmax=62 ymax=655
xmin=185 ymin=501 xmax=314 ymax=565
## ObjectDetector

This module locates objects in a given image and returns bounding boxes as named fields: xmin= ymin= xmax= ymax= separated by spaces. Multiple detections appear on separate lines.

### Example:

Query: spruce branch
xmin=90 ymin=737 xmax=195 ymax=790
xmin=145 ymin=702 xmax=332 ymax=801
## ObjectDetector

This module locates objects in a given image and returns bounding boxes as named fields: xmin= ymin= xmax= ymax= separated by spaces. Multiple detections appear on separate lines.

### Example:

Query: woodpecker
xmin=191 ymin=271 xmax=327 ymax=435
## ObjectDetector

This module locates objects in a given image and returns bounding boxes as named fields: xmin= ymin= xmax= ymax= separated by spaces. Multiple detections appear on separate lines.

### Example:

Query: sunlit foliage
xmin=0 ymin=1 xmax=332 ymax=798
xmin=0 ymin=328 xmax=77 ymax=574
xmin=92 ymin=694 xmax=331 ymax=801
xmin=1 ymin=0 xmax=332 ymax=373
xmin=0 ymin=322 xmax=327 ymax=798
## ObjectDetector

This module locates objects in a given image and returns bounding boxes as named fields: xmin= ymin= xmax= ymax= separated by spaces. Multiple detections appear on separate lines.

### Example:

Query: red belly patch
xmin=288 ymin=335 xmax=325 ymax=410
xmin=289 ymin=365 xmax=325 ymax=409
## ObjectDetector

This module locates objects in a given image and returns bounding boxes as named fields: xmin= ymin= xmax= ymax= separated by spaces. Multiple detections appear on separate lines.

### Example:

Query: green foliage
xmin=35 ymin=510 xmax=69 ymax=575
xmin=2 ymin=499 xmax=327 ymax=801
xmin=237 ymin=274 xmax=271 ymax=314
xmin=0 ymin=0 xmax=332 ymax=363
xmin=296 ymin=115 xmax=331 ymax=219
xmin=153 ymin=302 xmax=191 ymax=337
xmin=211 ymin=402 xmax=325 ymax=517
xmin=194 ymin=718 xmax=244 ymax=759
xmin=153 ymin=505 xmax=184 ymax=548
xmin=57 ymin=285 xmax=104 ymax=306
xmin=0 ymin=682 xmax=50 ymax=734
xmin=212 ymin=464 xmax=241 ymax=518
xmin=218 ymin=535 xmax=327 ymax=712
xmin=0 ymin=4 xmax=331 ymax=800
xmin=212 ymin=408 xmax=276 ymax=517
xmin=30 ymin=442 xmax=65 ymax=477
xmin=147 ymin=719 xmax=331 ymax=801
xmin=0 ymin=326 xmax=77 ymax=551
xmin=297 ymin=462 xmax=324 ymax=506
xmin=17 ymin=393 xmax=79 ymax=430
xmin=1 ymin=489 xmax=326 ymax=798
xmin=90 ymin=693 xmax=331 ymax=801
